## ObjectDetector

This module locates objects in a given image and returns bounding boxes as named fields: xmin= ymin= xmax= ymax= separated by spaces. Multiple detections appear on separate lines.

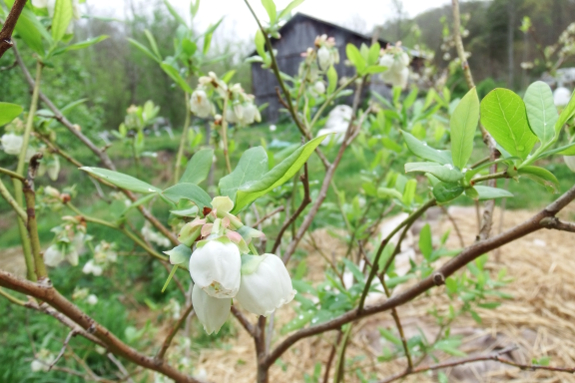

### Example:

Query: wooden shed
xmin=250 ymin=13 xmax=422 ymax=122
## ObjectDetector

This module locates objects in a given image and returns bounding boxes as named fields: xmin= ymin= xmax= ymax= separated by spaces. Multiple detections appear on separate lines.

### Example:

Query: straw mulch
xmin=193 ymin=204 xmax=575 ymax=383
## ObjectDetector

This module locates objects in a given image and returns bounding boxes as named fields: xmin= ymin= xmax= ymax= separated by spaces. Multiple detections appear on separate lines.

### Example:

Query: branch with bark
xmin=0 ymin=0 xmax=26 ymax=58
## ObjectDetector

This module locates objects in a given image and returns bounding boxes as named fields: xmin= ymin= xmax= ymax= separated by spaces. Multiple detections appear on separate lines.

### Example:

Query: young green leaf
xmin=346 ymin=44 xmax=366 ymax=74
xmin=128 ymin=38 xmax=161 ymax=63
xmin=367 ymin=42 xmax=380 ymax=66
xmin=261 ymin=0 xmax=277 ymax=22
xmin=450 ymin=87 xmax=479 ymax=169
xmin=401 ymin=130 xmax=453 ymax=165
xmin=190 ymin=0 xmax=200 ymax=17
xmin=52 ymin=0 xmax=73 ymax=42
xmin=80 ymin=167 xmax=161 ymax=194
xmin=160 ymin=62 xmax=193 ymax=93
xmin=419 ymin=223 xmax=433 ymax=260
xmin=523 ymin=81 xmax=558 ymax=143
xmin=555 ymin=88 xmax=575 ymax=135
xmin=11 ymin=7 xmax=48 ymax=55
xmin=480 ymin=88 xmax=538 ymax=159
xmin=163 ymin=0 xmax=188 ymax=26
xmin=219 ymin=147 xmax=269 ymax=201
xmin=179 ymin=148 xmax=214 ymax=185
xmin=144 ymin=29 xmax=162 ymax=60
xmin=60 ymin=35 xmax=109 ymax=52
xmin=518 ymin=166 xmax=559 ymax=192
xmin=0 ymin=103 xmax=23 ymax=126
xmin=326 ymin=65 xmax=338 ymax=95
xmin=432 ymin=182 xmax=464 ymax=203
xmin=405 ymin=162 xmax=463 ymax=183
xmin=277 ymin=0 xmax=304 ymax=20
xmin=255 ymin=29 xmax=266 ymax=59
xmin=402 ymin=179 xmax=417 ymax=206
xmin=161 ymin=183 xmax=212 ymax=209
xmin=473 ymin=186 xmax=514 ymax=200
xmin=232 ymin=136 xmax=325 ymax=213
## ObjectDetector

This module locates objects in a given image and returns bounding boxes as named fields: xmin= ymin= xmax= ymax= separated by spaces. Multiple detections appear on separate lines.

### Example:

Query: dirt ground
xmin=2 ymin=204 xmax=575 ymax=382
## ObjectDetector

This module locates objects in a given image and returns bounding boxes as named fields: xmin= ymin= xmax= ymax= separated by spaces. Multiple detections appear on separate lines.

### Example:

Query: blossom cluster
xmin=379 ymin=44 xmax=410 ymax=89
xmin=164 ymin=196 xmax=296 ymax=334
xmin=44 ymin=216 xmax=88 ymax=267
xmin=190 ymin=72 xmax=261 ymax=126
xmin=83 ymin=240 xmax=118 ymax=276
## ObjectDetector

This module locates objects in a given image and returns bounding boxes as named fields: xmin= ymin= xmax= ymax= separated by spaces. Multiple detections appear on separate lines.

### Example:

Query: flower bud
xmin=82 ymin=260 xmax=103 ymax=276
xmin=236 ymin=253 xmax=296 ymax=316
xmin=1 ymin=133 xmax=23 ymax=155
xmin=190 ymin=89 xmax=213 ymax=118
xmin=189 ymin=239 xmax=241 ymax=298
xmin=192 ymin=284 xmax=231 ymax=334
xmin=313 ymin=81 xmax=326 ymax=95
xmin=44 ymin=245 xmax=64 ymax=267
xmin=178 ymin=218 xmax=205 ymax=246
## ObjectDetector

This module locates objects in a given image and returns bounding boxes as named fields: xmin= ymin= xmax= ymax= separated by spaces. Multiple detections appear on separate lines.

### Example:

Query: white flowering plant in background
xmin=2 ymin=0 xmax=575 ymax=383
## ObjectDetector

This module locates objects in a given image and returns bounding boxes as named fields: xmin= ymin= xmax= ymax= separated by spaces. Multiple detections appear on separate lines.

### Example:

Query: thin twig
xmin=376 ymin=345 xmax=575 ymax=383
xmin=48 ymin=330 xmax=78 ymax=371
xmin=440 ymin=205 xmax=465 ymax=248
xmin=262 ymin=182 xmax=575 ymax=367
xmin=254 ymin=206 xmax=285 ymax=227
xmin=273 ymin=163 xmax=310 ymax=254
xmin=0 ymin=0 xmax=26 ymax=58
xmin=107 ymin=353 xmax=136 ymax=383
xmin=156 ymin=303 xmax=195 ymax=360
xmin=323 ymin=330 xmax=343 ymax=383
xmin=231 ymin=305 xmax=256 ymax=337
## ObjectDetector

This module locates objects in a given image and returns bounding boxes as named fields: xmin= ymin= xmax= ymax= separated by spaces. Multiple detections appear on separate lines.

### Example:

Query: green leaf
xmin=518 ymin=166 xmax=559 ymax=192
xmin=219 ymin=147 xmax=269 ymax=201
xmin=144 ymin=29 xmax=162 ymax=60
xmin=379 ymin=328 xmax=401 ymax=345
xmin=121 ymin=193 xmax=156 ymax=216
xmin=281 ymin=310 xmax=315 ymax=334
xmin=480 ymin=88 xmax=538 ymax=160
xmin=278 ymin=0 xmax=304 ymax=20
xmin=405 ymin=162 xmax=463 ymax=183
xmin=128 ymin=38 xmax=161 ymax=63
xmin=401 ymin=130 xmax=453 ymax=165
xmin=52 ymin=0 xmax=73 ymax=42
xmin=160 ymin=62 xmax=193 ymax=93
xmin=190 ymin=0 xmax=200 ymax=17
xmin=381 ymin=137 xmax=403 ymax=153
xmin=419 ymin=223 xmax=433 ymax=259
xmin=363 ymin=65 xmax=387 ymax=74
xmin=346 ymin=44 xmax=366 ymax=74
xmin=402 ymin=179 xmax=417 ymax=206
xmin=523 ymin=81 xmax=558 ymax=143
xmin=450 ymin=87 xmax=479 ymax=169
xmin=473 ymin=186 xmax=514 ymax=200
xmin=232 ymin=136 xmax=324 ymax=213
xmin=11 ymin=5 xmax=50 ymax=55
xmin=179 ymin=149 xmax=214 ymax=185
xmin=163 ymin=0 xmax=187 ymax=26
xmin=80 ymin=167 xmax=161 ymax=194
xmin=555 ymin=88 xmax=575 ymax=135
xmin=261 ymin=0 xmax=277 ymax=22
xmin=0 ymin=103 xmax=23 ymax=126
xmin=433 ymin=182 xmax=464 ymax=203
xmin=387 ymin=274 xmax=415 ymax=288
xmin=61 ymin=35 xmax=109 ymax=51
xmin=255 ymin=29 xmax=266 ymax=59
xmin=377 ymin=187 xmax=403 ymax=200
xmin=161 ymin=183 xmax=212 ymax=209
xmin=367 ymin=42 xmax=380 ymax=66
xmin=326 ymin=65 xmax=338 ymax=95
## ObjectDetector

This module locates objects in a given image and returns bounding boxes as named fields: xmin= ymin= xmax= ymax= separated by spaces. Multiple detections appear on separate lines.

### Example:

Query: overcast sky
xmin=87 ymin=0 xmax=453 ymax=44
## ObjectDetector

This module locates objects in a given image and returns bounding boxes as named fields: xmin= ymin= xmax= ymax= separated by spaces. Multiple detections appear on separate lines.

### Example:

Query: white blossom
xmin=554 ymin=87 xmax=572 ymax=107
xmin=192 ymin=284 xmax=230 ymax=334
xmin=189 ymin=239 xmax=241 ymax=299
xmin=83 ymin=260 xmax=103 ymax=276
xmin=269 ymin=124 xmax=277 ymax=132
xmin=190 ymin=89 xmax=213 ymax=118
xmin=236 ymin=254 xmax=296 ymax=316
xmin=1 ymin=133 xmax=23 ymax=155
xmin=86 ymin=294 xmax=98 ymax=305
xmin=317 ymin=46 xmax=332 ymax=70
xmin=44 ymin=245 xmax=64 ymax=267
xmin=313 ymin=81 xmax=326 ymax=95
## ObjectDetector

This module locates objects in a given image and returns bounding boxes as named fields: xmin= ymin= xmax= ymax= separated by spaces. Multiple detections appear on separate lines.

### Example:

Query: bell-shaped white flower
xmin=82 ymin=260 xmax=103 ymax=276
xmin=192 ymin=284 xmax=231 ymax=334
xmin=317 ymin=46 xmax=332 ymax=70
xmin=1 ymin=133 xmax=23 ymax=155
xmin=189 ymin=239 xmax=241 ymax=298
xmin=44 ymin=245 xmax=64 ymax=267
xmin=564 ymin=156 xmax=575 ymax=172
xmin=86 ymin=294 xmax=98 ymax=305
xmin=190 ymin=89 xmax=213 ymax=118
xmin=236 ymin=253 xmax=296 ymax=316
xmin=313 ymin=81 xmax=326 ymax=95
